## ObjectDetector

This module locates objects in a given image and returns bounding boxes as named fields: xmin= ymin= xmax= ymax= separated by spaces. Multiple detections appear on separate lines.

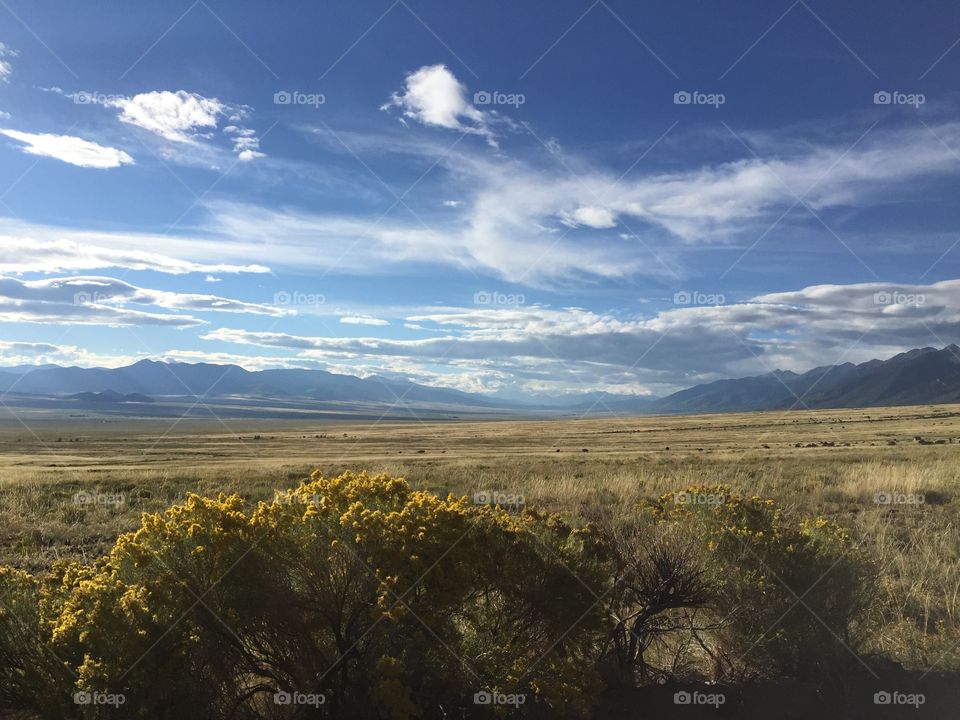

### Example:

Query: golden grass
xmin=0 ymin=403 xmax=957 ymax=669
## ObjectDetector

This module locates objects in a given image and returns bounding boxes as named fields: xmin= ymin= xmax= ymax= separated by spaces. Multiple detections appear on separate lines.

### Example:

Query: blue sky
xmin=1 ymin=0 xmax=959 ymax=398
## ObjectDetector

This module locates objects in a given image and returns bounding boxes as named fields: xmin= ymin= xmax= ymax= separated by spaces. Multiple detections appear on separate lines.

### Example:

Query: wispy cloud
xmin=340 ymin=314 xmax=389 ymax=326
xmin=0 ymin=43 xmax=15 ymax=83
xmin=0 ymin=275 xmax=288 ymax=327
xmin=0 ymin=128 xmax=133 ymax=168
xmin=202 ymin=277 xmax=960 ymax=395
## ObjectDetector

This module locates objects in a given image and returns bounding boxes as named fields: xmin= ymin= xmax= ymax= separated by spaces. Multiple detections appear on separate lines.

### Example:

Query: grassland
xmin=0 ymin=403 xmax=958 ymax=673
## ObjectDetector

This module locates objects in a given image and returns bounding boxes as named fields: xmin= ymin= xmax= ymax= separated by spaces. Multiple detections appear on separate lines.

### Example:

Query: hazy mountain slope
xmin=0 ymin=360 xmax=499 ymax=408
xmin=653 ymin=345 xmax=960 ymax=413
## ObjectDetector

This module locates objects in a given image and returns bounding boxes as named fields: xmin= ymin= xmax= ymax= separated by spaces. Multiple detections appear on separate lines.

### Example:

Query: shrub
xmin=646 ymin=485 xmax=874 ymax=680
xmin=0 ymin=474 xmax=877 ymax=718
xmin=12 ymin=471 xmax=609 ymax=719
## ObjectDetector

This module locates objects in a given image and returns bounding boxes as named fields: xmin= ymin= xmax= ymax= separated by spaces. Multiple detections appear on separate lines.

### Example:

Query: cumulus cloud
xmin=223 ymin=124 xmax=264 ymax=161
xmin=111 ymin=90 xmax=224 ymax=142
xmin=95 ymin=90 xmax=264 ymax=161
xmin=382 ymin=64 xmax=498 ymax=146
xmin=0 ymin=129 xmax=134 ymax=169
xmin=340 ymin=314 xmax=389 ymax=326
xmin=560 ymin=205 xmax=618 ymax=229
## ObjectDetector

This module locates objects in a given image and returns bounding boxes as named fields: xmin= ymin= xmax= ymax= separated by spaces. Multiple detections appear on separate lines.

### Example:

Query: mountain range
xmin=1 ymin=345 xmax=960 ymax=418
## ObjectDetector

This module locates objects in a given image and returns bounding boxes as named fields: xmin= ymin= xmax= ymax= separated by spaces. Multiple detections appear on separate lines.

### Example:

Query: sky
xmin=1 ymin=0 xmax=960 ymax=399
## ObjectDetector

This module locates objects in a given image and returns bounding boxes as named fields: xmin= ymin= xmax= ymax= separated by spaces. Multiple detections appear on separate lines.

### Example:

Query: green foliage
xmin=646 ymin=485 xmax=874 ymax=679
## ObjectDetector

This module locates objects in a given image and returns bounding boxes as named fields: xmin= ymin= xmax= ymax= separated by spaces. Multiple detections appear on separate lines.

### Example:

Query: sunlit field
xmin=1 ymin=405 xmax=958 ymax=720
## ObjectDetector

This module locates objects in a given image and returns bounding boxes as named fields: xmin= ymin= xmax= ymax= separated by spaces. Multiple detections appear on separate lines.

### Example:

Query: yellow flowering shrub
xmin=644 ymin=485 xmax=872 ymax=679
xmin=0 ymin=474 xmax=875 ymax=717
xmin=3 ymin=471 xmax=609 ymax=719
xmin=0 ymin=566 xmax=73 ymax=716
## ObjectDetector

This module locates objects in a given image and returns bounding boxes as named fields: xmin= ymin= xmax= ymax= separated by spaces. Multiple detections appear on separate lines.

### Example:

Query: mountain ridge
xmin=3 ymin=345 xmax=960 ymax=416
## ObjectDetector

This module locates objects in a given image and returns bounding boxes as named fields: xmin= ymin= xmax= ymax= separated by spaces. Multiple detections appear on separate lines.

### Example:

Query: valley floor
xmin=0 ymin=403 xmax=958 ymax=714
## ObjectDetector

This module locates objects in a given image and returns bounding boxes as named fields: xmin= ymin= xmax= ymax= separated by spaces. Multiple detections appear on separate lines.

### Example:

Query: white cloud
xmin=0 ymin=232 xmax=270 ymax=276
xmin=202 ymin=277 xmax=960 ymax=396
xmin=0 ymin=274 xmax=289 ymax=328
xmin=0 ymin=43 xmax=15 ymax=83
xmin=0 ymin=275 xmax=287 ymax=316
xmin=0 ymin=129 xmax=134 ymax=169
xmin=223 ymin=124 xmax=264 ymax=162
xmin=101 ymin=90 xmax=264 ymax=161
xmin=111 ymin=90 xmax=224 ymax=142
xmin=560 ymin=205 xmax=618 ymax=229
xmin=340 ymin=314 xmax=389 ymax=326
xmin=382 ymin=64 xmax=497 ymax=146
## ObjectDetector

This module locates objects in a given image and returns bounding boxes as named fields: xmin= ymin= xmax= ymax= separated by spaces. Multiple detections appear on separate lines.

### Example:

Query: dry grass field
xmin=1 ymin=403 xmax=958 ymax=675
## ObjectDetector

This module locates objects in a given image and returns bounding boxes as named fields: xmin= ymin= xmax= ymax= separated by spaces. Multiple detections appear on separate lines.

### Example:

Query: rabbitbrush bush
xmin=0 ymin=474 xmax=873 ymax=719
xmin=4 ymin=471 xmax=609 ymax=719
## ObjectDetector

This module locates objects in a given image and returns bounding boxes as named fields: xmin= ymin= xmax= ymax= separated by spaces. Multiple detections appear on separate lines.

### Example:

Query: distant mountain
xmin=0 ymin=359 xmax=501 ymax=409
xmin=4 ymin=346 xmax=960 ymax=419
xmin=651 ymin=345 xmax=960 ymax=414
